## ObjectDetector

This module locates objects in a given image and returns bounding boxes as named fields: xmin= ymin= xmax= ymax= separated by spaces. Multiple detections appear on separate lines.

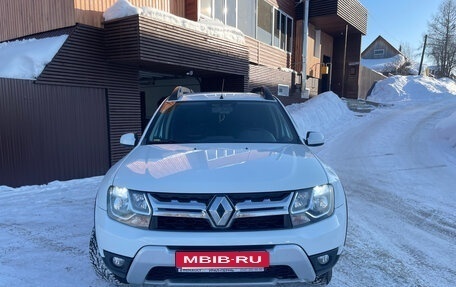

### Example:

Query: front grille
xmin=231 ymin=215 xmax=291 ymax=230
xmin=153 ymin=215 xmax=290 ymax=231
xmin=154 ymin=217 xmax=212 ymax=231
xmin=151 ymin=191 xmax=290 ymax=204
xmin=147 ymin=191 xmax=294 ymax=231
xmin=146 ymin=266 xmax=298 ymax=281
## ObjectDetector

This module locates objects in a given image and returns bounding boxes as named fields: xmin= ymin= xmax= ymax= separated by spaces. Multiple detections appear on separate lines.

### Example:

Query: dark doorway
xmin=320 ymin=55 xmax=331 ymax=93
xmin=139 ymin=71 xmax=201 ymax=128
xmin=200 ymin=75 xmax=245 ymax=92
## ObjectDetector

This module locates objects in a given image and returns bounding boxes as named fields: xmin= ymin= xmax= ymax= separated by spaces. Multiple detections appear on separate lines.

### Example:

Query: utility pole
xmin=419 ymin=35 xmax=428 ymax=75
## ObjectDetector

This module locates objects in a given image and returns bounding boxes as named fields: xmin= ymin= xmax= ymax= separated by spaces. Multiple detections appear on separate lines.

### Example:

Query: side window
xmin=374 ymin=49 xmax=385 ymax=58
xmin=200 ymin=0 xmax=213 ymax=18
xmin=257 ymin=0 xmax=272 ymax=45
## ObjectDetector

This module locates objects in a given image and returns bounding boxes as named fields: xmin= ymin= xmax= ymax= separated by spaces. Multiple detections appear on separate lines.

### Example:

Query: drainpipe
xmin=301 ymin=0 xmax=310 ymax=99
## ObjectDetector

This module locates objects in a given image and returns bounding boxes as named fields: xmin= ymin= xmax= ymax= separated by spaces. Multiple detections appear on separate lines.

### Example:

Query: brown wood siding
xmin=309 ymin=0 xmax=367 ymax=35
xmin=0 ymin=0 xmax=75 ymax=41
xmin=170 ymin=0 xmax=185 ymax=17
xmin=248 ymin=64 xmax=292 ymax=93
xmin=337 ymin=0 xmax=367 ymax=35
xmin=104 ymin=17 xmax=141 ymax=63
xmin=248 ymin=64 xmax=305 ymax=105
xmin=185 ymin=0 xmax=198 ymax=21
xmin=0 ymin=78 xmax=109 ymax=187
xmin=309 ymin=0 xmax=338 ymax=17
xmin=36 ymin=24 xmax=141 ymax=164
xmin=74 ymin=0 xmax=185 ymax=27
xmin=245 ymin=37 xmax=291 ymax=69
xmin=358 ymin=65 xmax=386 ymax=99
xmin=137 ymin=15 xmax=249 ymax=76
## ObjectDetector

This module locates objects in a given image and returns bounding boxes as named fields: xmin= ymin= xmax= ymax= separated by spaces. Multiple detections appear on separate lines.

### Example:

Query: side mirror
xmin=304 ymin=131 xmax=324 ymax=146
xmin=120 ymin=133 xmax=137 ymax=146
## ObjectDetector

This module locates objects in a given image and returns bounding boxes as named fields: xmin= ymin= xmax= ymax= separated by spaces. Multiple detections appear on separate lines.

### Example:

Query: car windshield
xmin=144 ymin=100 xmax=300 ymax=144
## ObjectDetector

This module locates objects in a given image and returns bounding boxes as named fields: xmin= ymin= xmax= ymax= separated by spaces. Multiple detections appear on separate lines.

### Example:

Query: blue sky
xmin=359 ymin=0 xmax=442 ymax=61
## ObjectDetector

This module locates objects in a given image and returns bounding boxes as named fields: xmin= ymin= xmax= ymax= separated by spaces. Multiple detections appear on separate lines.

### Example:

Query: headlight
xmin=289 ymin=184 xmax=335 ymax=227
xmin=107 ymin=186 xmax=152 ymax=228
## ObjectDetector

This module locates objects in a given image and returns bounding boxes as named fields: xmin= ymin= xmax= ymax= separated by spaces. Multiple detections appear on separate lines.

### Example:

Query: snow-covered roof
xmin=103 ymin=0 xmax=245 ymax=45
xmin=361 ymin=54 xmax=406 ymax=74
xmin=0 ymin=35 xmax=68 ymax=80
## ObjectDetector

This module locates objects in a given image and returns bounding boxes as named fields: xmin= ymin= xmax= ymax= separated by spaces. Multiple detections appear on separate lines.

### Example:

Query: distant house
xmin=361 ymin=36 xmax=406 ymax=75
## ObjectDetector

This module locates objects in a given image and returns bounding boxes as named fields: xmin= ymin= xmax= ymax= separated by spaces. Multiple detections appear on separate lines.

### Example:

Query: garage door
xmin=0 ymin=79 xmax=109 ymax=187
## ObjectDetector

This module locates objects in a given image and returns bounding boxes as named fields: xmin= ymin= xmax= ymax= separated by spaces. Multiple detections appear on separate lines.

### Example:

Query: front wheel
xmin=89 ymin=228 xmax=126 ymax=285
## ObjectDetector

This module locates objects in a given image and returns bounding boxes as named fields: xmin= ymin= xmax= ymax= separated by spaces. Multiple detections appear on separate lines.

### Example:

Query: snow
xmin=0 ymin=35 xmax=67 ymax=80
xmin=103 ymin=0 xmax=245 ymax=44
xmin=368 ymin=75 xmax=456 ymax=103
xmin=361 ymin=54 xmax=406 ymax=74
xmin=102 ymin=0 xmax=141 ymax=20
xmin=1 ymin=75 xmax=455 ymax=286
xmin=286 ymin=91 xmax=353 ymax=138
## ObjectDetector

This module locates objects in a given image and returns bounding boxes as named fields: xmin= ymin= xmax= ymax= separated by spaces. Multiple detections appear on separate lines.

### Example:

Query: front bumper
xmin=95 ymin=205 xmax=346 ymax=285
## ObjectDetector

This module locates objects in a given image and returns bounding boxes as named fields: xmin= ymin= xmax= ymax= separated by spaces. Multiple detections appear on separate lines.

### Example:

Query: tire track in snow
xmin=321 ymin=100 xmax=456 ymax=286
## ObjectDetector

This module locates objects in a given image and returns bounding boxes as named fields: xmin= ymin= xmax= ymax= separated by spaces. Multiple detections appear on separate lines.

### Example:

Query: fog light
xmin=317 ymin=254 xmax=330 ymax=265
xmin=112 ymin=256 xmax=125 ymax=267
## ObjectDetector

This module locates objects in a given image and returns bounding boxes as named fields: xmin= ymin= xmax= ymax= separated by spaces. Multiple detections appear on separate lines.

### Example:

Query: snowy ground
xmin=1 ymin=76 xmax=455 ymax=286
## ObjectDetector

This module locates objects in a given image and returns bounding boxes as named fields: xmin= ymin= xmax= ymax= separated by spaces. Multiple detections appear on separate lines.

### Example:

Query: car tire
xmin=89 ymin=228 xmax=126 ymax=285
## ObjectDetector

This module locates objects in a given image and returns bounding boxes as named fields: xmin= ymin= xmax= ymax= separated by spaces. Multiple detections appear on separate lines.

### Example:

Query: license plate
xmin=175 ymin=251 xmax=269 ymax=271
xmin=177 ymin=268 xmax=265 ymax=273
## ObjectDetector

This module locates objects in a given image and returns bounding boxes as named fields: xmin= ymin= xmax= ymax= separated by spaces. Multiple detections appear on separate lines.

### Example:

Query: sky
xmin=359 ymin=0 xmax=442 ymax=62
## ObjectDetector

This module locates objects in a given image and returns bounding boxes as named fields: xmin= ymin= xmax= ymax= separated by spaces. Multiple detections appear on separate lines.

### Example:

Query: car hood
xmin=112 ymin=143 xmax=329 ymax=193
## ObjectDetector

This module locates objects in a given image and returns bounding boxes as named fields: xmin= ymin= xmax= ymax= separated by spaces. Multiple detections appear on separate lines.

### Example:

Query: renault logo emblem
xmin=208 ymin=196 xmax=234 ymax=227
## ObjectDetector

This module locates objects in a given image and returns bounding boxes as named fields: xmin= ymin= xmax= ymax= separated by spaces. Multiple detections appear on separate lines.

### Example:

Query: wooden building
xmin=0 ymin=0 xmax=367 ymax=186
xmin=362 ymin=36 xmax=402 ymax=59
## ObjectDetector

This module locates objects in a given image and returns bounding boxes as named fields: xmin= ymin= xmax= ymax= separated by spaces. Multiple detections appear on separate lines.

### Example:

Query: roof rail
xmin=168 ymin=86 xmax=194 ymax=100
xmin=250 ymin=86 xmax=275 ymax=100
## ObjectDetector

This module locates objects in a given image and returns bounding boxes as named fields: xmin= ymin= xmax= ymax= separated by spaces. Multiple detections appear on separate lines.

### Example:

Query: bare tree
xmin=399 ymin=42 xmax=415 ymax=61
xmin=427 ymin=0 xmax=456 ymax=77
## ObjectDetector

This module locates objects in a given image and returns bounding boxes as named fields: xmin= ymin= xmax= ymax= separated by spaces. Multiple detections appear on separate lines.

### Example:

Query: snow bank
xmin=103 ymin=0 xmax=245 ymax=44
xmin=286 ymin=92 xmax=353 ymax=136
xmin=0 ymin=35 xmax=67 ymax=80
xmin=368 ymin=75 xmax=456 ymax=103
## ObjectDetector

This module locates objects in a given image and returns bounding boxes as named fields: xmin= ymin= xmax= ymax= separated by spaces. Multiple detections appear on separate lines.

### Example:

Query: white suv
xmin=90 ymin=86 xmax=347 ymax=286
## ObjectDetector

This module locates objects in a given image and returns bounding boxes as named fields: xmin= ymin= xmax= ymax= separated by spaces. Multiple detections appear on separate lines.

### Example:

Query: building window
xmin=272 ymin=7 xmax=293 ymax=52
xmin=374 ymin=49 xmax=385 ymax=57
xmin=226 ymin=0 xmax=236 ymax=27
xmin=274 ymin=9 xmax=280 ymax=47
xmin=238 ymin=0 xmax=256 ymax=37
xmin=257 ymin=0 xmax=272 ymax=45
xmin=314 ymin=30 xmax=321 ymax=58
xmin=200 ymin=0 xmax=213 ymax=18
xmin=286 ymin=17 xmax=292 ymax=53
xmin=198 ymin=0 xmax=292 ymax=52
